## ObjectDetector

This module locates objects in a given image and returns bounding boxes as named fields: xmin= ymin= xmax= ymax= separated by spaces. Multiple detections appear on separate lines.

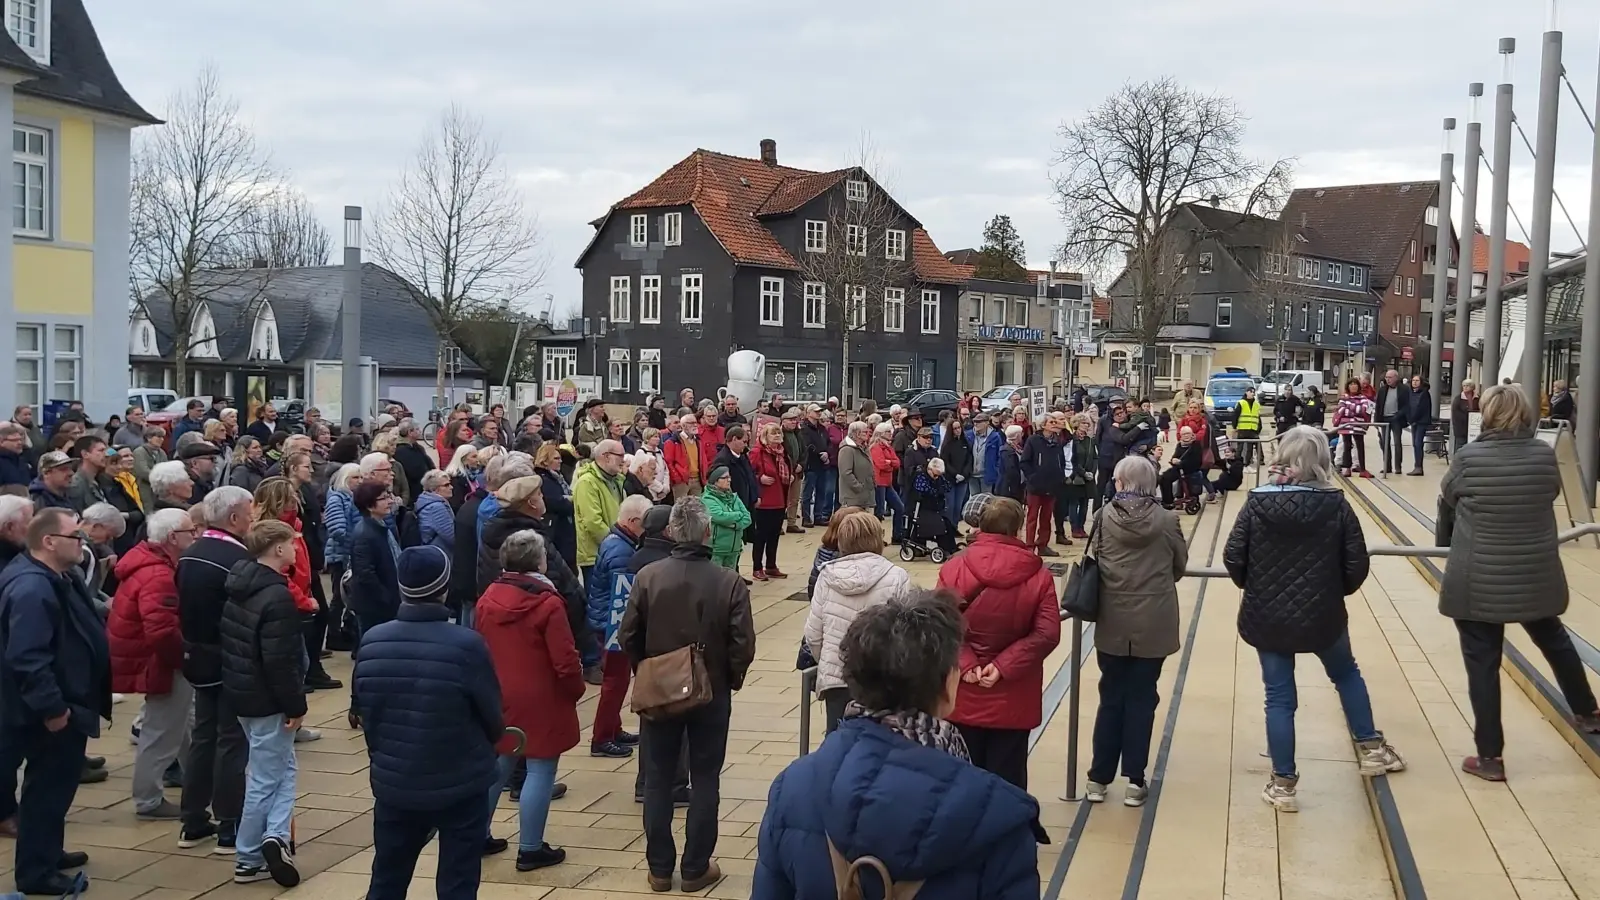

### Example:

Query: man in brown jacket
xmin=618 ymin=496 xmax=755 ymax=894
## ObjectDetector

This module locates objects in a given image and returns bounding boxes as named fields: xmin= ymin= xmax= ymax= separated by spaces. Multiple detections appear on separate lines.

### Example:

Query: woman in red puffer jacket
xmin=108 ymin=536 xmax=187 ymax=696
xmin=935 ymin=494 xmax=1061 ymax=790
xmin=476 ymin=533 xmax=585 ymax=869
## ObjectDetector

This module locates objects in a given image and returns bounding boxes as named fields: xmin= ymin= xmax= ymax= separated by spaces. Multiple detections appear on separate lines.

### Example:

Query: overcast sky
xmin=89 ymin=0 xmax=1600 ymax=314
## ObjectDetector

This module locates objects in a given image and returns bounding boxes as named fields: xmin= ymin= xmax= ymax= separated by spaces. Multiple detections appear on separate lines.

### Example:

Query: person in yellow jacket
xmin=1234 ymin=387 xmax=1263 ymax=470
xmin=573 ymin=438 xmax=627 ymax=579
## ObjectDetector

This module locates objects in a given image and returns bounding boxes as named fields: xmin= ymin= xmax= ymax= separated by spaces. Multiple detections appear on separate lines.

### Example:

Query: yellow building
xmin=0 ymin=1 xmax=157 ymax=418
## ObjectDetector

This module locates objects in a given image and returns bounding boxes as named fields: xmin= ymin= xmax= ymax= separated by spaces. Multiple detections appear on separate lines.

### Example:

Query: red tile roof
xmin=1280 ymin=182 xmax=1439 ymax=288
xmin=602 ymin=148 xmax=964 ymax=282
xmin=1469 ymin=228 xmax=1531 ymax=278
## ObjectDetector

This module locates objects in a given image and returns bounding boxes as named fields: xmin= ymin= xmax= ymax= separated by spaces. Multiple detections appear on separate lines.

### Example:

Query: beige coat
xmin=1091 ymin=495 xmax=1186 ymax=658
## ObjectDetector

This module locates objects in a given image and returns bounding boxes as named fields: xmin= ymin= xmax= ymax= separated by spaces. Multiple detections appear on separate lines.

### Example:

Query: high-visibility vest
xmin=1236 ymin=398 xmax=1262 ymax=431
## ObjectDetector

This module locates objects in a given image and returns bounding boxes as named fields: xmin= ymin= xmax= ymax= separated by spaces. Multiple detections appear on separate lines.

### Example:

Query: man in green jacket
xmin=574 ymin=438 xmax=627 ymax=579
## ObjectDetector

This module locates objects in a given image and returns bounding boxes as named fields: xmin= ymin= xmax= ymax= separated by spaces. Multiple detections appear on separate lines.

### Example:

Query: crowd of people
xmin=1 ymin=377 xmax=1597 ymax=898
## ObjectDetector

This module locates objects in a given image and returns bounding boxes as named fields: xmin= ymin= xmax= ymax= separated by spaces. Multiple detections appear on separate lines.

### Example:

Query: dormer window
xmin=7 ymin=0 xmax=48 ymax=66
xmin=188 ymin=303 xmax=220 ymax=360
xmin=249 ymin=303 xmax=281 ymax=361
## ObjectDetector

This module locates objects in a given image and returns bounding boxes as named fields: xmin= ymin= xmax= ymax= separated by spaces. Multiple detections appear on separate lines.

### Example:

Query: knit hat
xmin=398 ymin=545 xmax=451 ymax=601
xmin=708 ymin=465 xmax=730 ymax=485
xmin=963 ymin=493 xmax=999 ymax=528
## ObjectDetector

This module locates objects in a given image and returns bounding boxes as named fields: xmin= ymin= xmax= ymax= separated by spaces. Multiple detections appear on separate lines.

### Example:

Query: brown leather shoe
xmin=680 ymin=861 xmax=722 ymax=893
xmin=0 ymin=815 xmax=16 ymax=838
xmin=647 ymin=872 xmax=672 ymax=892
xmin=1462 ymin=756 xmax=1507 ymax=781
xmin=766 ymin=568 xmax=788 ymax=579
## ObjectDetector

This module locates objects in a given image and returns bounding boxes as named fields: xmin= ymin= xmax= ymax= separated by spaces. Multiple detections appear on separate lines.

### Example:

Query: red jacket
xmin=663 ymin=433 xmax=695 ymax=485
xmin=1177 ymin=413 xmax=1209 ymax=449
xmin=870 ymin=441 xmax=900 ymax=487
xmin=277 ymin=509 xmax=316 ymax=614
xmin=749 ymin=441 xmax=792 ymax=509
xmin=475 ymin=572 xmax=585 ymax=758
xmin=697 ymin=424 xmax=725 ymax=484
xmin=108 ymin=542 xmax=184 ymax=695
xmin=936 ymin=533 xmax=1062 ymax=730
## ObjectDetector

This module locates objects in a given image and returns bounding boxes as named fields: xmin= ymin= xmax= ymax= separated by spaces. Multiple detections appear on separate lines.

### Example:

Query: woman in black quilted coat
xmin=1223 ymin=425 xmax=1405 ymax=814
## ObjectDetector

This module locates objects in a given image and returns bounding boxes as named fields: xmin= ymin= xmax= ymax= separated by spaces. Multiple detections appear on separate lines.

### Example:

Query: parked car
xmin=883 ymin=389 xmax=961 ymax=418
xmin=1204 ymin=376 xmax=1256 ymax=425
xmin=127 ymin=389 xmax=184 ymax=414
xmin=1256 ymin=370 xmax=1327 ymax=403
xmin=1080 ymin=383 xmax=1131 ymax=413
xmin=978 ymin=384 xmax=1044 ymax=413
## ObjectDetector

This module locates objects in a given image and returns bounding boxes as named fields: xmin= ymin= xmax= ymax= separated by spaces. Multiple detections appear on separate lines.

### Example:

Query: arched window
xmin=128 ymin=314 xmax=158 ymax=357
xmin=188 ymin=304 xmax=220 ymax=359
xmin=249 ymin=303 xmax=281 ymax=361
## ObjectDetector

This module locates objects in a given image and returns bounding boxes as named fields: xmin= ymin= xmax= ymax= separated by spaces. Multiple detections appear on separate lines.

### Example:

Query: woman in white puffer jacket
xmin=803 ymin=510 xmax=912 ymax=733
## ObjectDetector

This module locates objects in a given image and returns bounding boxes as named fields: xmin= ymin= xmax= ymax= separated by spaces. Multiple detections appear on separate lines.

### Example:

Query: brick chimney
xmin=759 ymin=138 xmax=777 ymax=167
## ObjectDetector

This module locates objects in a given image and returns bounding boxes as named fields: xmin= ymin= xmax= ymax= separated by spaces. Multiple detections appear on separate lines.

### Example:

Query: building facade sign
xmin=975 ymin=325 xmax=1045 ymax=343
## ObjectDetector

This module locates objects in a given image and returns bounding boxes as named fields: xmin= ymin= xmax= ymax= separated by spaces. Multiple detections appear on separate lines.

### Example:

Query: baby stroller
xmin=899 ymin=471 xmax=960 ymax=563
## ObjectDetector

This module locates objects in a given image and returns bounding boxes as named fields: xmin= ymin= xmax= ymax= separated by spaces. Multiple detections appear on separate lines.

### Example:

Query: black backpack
xmin=394 ymin=504 xmax=423 ymax=550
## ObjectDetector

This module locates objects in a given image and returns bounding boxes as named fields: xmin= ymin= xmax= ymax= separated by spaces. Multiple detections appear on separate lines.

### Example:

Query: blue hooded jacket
xmin=753 ymin=718 xmax=1043 ymax=900
xmin=979 ymin=428 xmax=1004 ymax=486
xmin=585 ymin=525 xmax=637 ymax=640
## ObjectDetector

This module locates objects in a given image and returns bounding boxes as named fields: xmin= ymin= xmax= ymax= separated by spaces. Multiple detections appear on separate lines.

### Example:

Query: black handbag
xmin=1060 ymin=515 xmax=1101 ymax=621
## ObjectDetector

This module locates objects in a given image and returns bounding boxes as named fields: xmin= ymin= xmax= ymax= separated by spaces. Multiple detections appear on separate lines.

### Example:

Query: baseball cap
xmin=38 ymin=451 xmax=76 ymax=472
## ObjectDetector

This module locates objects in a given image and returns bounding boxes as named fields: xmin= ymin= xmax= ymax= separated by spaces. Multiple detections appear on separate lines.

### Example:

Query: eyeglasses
xmin=47 ymin=531 xmax=85 ymax=543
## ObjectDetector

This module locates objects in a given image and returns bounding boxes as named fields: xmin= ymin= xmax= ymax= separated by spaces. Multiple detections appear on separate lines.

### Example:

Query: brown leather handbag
xmin=826 ymin=837 xmax=924 ymax=899
xmin=630 ymin=641 xmax=711 ymax=721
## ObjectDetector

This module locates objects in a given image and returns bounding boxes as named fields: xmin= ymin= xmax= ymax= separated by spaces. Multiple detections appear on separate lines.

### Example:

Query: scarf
xmin=1113 ymin=490 xmax=1147 ymax=503
xmin=843 ymin=703 xmax=970 ymax=761
xmin=761 ymin=441 xmax=791 ymax=485
xmin=1267 ymin=464 xmax=1298 ymax=485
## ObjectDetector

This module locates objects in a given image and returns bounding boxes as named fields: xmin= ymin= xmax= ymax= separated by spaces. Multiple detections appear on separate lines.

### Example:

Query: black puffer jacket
xmin=219 ymin=560 xmax=308 ymax=719
xmin=476 ymin=508 xmax=596 ymax=661
xmin=177 ymin=531 xmax=252 ymax=688
xmin=1224 ymin=485 xmax=1369 ymax=654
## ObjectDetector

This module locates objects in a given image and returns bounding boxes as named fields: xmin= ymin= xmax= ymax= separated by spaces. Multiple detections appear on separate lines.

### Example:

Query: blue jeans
xmin=236 ymin=715 xmax=298 ymax=868
xmin=489 ymin=754 xmax=559 ymax=852
xmin=1257 ymin=630 xmax=1381 ymax=778
xmin=875 ymin=486 xmax=906 ymax=540
xmin=804 ymin=469 xmax=837 ymax=523
xmin=1063 ymin=495 xmax=1089 ymax=532
xmin=945 ymin=478 xmax=970 ymax=527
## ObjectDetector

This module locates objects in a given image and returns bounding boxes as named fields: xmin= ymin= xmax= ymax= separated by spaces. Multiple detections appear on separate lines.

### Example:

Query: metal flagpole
xmin=1428 ymin=119 xmax=1456 ymax=414
xmin=341 ymin=207 xmax=364 ymax=427
xmin=1520 ymin=7 xmax=1563 ymax=405
xmin=1454 ymin=85 xmax=1483 ymax=400
xmin=1578 ymin=25 xmax=1600 ymax=505
xmin=1483 ymin=39 xmax=1517 ymax=383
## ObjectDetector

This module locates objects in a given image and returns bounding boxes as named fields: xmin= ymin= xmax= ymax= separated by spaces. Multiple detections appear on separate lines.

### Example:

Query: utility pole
xmin=1427 ymin=118 xmax=1455 ymax=416
xmin=1453 ymin=85 xmax=1483 ymax=406
xmin=340 ymin=206 xmax=363 ymax=427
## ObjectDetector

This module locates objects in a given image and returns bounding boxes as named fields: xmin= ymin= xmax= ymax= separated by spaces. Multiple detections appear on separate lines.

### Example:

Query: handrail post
xmin=798 ymin=668 xmax=816 ymax=757
xmin=1061 ymin=620 xmax=1083 ymax=801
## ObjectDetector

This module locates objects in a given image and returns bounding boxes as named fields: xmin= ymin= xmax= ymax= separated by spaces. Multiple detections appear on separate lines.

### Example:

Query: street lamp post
xmin=1483 ymin=39 xmax=1517 ymax=383
xmin=342 ymin=206 xmax=363 ymax=428
xmin=1428 ymin=118 xmax=1456 ymax=416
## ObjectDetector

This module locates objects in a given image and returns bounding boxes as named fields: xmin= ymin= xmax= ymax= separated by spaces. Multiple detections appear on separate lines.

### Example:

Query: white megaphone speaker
xmin=719 ymin=350 xmax=766 ymax=412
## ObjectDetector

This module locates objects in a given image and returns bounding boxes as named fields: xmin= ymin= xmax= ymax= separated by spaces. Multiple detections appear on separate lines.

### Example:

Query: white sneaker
xmin=1124 ymin=784 xmax=1148 ymax=807
xmin=293 ymin=727 xmax=321 ymax=743
xmin=112 ymin=693 xmax=126 ymax=704
xmin=1084 ymin=781 xmax=1108 ymax=803
xmin=1261 ymin=775 xmax=1298 ymax=812
xmin=1356 ymin=738 xmax=1406 ymax=776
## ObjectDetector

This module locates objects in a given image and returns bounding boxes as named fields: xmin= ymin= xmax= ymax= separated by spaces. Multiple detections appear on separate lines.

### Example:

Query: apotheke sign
xmin=975 ymin=325 xmax=1045 ymax=343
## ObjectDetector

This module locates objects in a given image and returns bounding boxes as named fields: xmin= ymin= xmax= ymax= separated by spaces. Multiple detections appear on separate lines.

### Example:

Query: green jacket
xmin=1067 ymin=434 xmax=1098 ymax=485
xmin=782 ymin=428 xmax=805 ymax=469
xmin=576 ymin=416 xmax=608 ymax=448
xmin=572 ymin=463 xmax=624 ymax=566
xmin=702 ymin=485 xmax=751 ymax=558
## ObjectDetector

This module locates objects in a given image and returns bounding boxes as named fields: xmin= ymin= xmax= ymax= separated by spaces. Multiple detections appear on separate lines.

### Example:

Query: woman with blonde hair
xmin=256 ymin=476 xmax=339 ymax=692
xmin=1440 ymin=384 xmax=1600 ymax=781
xmin=227 ymin=435 xmax=269 ymax=493
xmin=442 ymin=444 xmax=482 ymax=510
xmin=804 ymin=510 xmax=912 ymax=731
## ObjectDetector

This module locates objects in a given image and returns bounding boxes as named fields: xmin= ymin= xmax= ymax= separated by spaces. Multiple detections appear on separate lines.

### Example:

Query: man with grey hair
xmin=175 ymin=485 xmax=254 ymax=849
xmin=112 ymin=507 xmax=200 ymax=820
xmin=79 ymin=502 xmax=127 ymax=601
xmin=586 ymin=493 xmax=652 ymax=759
xmin=619 ymin=495 xmax=755 ymax=892
xmin=0 ymin=423 xmax=32 ymax=488
xmin=393 ymin=420 xmax=433 ymax=501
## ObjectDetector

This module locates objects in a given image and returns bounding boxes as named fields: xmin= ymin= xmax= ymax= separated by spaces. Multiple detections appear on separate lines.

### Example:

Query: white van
xmin=1258 ymin=370 xmax=1326 ymax=403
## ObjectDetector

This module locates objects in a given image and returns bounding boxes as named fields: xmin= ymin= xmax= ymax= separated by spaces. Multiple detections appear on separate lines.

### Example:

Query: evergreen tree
xmin=975 ymin=214 xmax=1028 ymax=280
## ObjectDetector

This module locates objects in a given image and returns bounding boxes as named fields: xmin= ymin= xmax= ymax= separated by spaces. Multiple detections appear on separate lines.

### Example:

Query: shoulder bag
xmin=827 ymin=837 xmax=924 ymax=900
xmin=1060 ymin=512 xmax=1101 ymax=622
xmin=630 ymin=585 xmax=713 ymax=722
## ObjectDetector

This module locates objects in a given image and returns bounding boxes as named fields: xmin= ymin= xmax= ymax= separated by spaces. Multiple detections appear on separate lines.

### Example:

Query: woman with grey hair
xmin=148 ymin=460 xmax=195 ymax=511
xmin=1224 ymin=424 xmax=1402 ymax=812
xmin=476 ymin=527 xmax=584 ymax=871
xmin=1083 ymin=455 xmax=1186 ymax=806
xmin=415 ymin=469 xmax=455 ymax=550
xmin=1438 ymin=384 xmax=1600 ymax=781
xmin=755 ymin=590 xmax=1043 ymax=896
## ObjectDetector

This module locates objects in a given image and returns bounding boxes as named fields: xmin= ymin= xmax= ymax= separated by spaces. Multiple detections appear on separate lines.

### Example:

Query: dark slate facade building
xmin=574 ymin=140 xmax=967 ymax=407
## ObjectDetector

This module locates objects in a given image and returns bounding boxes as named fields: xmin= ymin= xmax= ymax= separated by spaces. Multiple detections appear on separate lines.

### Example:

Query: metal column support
xmin=1455 ymin=85 xmax=1483 ymax=399
xmin=1428 ymin=119 xmax=1455 ymax=414
xmin=1580 ymin=41 xmax=1600 ymax=505
xmin=1521 ymin=27 xmax=1563 ymax=405
xmin=1483 ymin=39 xmax=1517 ymax=384
xmin=341 ymin=206 xmax=364 ymax=427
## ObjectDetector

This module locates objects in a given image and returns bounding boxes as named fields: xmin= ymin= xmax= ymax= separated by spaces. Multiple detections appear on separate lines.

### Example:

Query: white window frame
xmin=1351 ymin=266 xmax=1363 ymax=287
xmin=846 ymin=285 xmax=866 ymax=329
xmin=609 ymin=275 xmax=631 ymax=323
xmin=639 ymin=275 xmax=661 ymax=323
xmin=920 ymin=289 xmax=941 ymax=334
xmin=803 ymin=281 xmax=826 ymax=328
xmin=14 ymin=324 xmax=40 ymax=409
xmin=845 ymin=224 xmax=867 ymax=257
xmin=1299 ymin=303 xmax=1309 ymax=331
xmin=1405 ymin=277 xmax=1416 ymax=296
xmin=1316 ymin=304 xmax=1325 ymax=332
xmin=1265 ymin=301 xmax=1274 ymax=328
xmin=542 ymin=347 xmax=577 ymax=384
xmin=638 ymin=349 xmax=661 ymax=396
xmin=1404 ymin=315 xmax=1414 ymax=334
xmin=50 ymin=324 xmax=79 ymax=402
xmin=7 ymin=0 xmax=47 ymax=65
xmin=1328 ymin=264 xmax=1342 ymax=285
xmin=680 ymin=273 xmax=703 ymax=323
xmin=1216 ymin=298 xmax=1232 ymax=328
xmin=846 ymin=179 xmax=868 ymax=202
xmin=1393 ymin=314 xmax=1403 ymax=333
xmin=1409 ymin=239 xmax=1418 ymax=262
xmin=1360 ymin=313 xmax=1373 ymax=334
xmin=629 ymin=214 xmax=647 ymax=247
xmin=885 ymin=228 xmax=906 ymax=261
xmin=1332 ymin=306 xmax=1343 ymax=334
xmin=759 ymin=276 xmax=784 ymax=326
xmin=608 ymin=349 xmax=630 ymax=392
xmin=1198 ymin=251 xmax=1214 ymax=274
xmin=804 ymin=219 xmax=827 ymax=253
xmin=883 ymin=287 xmax=904 ymax=333
xmin=13 ymin=125 xmax=48 ymax=237
xmin=662 ymin=212 xmax=681 ymax=246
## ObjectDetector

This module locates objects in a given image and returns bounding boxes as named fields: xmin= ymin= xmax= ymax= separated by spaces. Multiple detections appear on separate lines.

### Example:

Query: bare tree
xmin=130 ymin=66 xmax=280 ymax=388
xmin=226 ymin=190 xmax=331 ymax=268
xmin=1053 ymin=78 xmax=1292 ymax=393
xmin=370 ymin=104 xmax=544 ymax=402
xmin=792 ymin=143 xmax=914 ymax=405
